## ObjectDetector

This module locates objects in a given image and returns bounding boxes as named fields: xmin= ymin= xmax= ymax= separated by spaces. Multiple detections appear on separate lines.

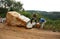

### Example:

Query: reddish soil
xmin=0 ymin=23 xmax=60 ymax=39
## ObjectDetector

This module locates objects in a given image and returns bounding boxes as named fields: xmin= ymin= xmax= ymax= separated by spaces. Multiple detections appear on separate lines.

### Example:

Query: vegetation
xmin=0 ymin=8 xmax=8 ymax=17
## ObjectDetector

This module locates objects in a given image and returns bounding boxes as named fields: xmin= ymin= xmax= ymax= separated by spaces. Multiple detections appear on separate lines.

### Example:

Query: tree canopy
xmin=0 ymin=0 xmax=23 ymax=11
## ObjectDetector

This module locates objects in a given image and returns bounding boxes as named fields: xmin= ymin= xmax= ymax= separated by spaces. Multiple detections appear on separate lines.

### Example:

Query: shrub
xmin=0 ymin=8 xmax=8 ymax=17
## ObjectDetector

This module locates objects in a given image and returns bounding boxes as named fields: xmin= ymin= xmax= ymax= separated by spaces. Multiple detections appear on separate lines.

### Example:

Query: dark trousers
xmin=31 ymin=18 xmax=37 ymax=23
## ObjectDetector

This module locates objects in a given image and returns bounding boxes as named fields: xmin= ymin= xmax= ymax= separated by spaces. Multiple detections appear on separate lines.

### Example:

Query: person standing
xmin=39 ymin=18 xmax=46 ymax=29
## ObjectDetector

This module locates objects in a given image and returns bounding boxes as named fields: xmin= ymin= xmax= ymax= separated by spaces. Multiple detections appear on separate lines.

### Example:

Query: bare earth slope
xmin=0 ymin=23 xmax=60 ymax=39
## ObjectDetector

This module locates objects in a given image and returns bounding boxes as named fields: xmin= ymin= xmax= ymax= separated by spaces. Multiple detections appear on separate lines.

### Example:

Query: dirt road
xmin=0 ymin=23 xmax=60 ymax=39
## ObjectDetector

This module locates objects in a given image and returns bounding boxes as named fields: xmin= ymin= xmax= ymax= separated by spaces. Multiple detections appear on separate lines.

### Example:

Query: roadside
xmin=0 ymin=23 xmax=60 ymax=39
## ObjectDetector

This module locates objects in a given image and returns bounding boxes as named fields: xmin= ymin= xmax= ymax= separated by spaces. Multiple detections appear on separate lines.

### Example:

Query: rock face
xmin=6 ymin=11 xmax=30 ymax=27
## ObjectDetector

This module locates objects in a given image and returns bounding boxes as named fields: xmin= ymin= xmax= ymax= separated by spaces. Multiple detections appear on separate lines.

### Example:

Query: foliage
xmin=0 ymin=8 xmax=8 ymax=17
xmin=0 ymin=0 xmax=23 ymax=11
xmin=10 ymin=1 xmax=23 ymax=11
xmin=26 ymin=10 xmax=60 ymax=20
xmin=19 ymin=11 xmax=32 ymax=19
xmin=0 ymin=8 xmax=8 ymax=13
xmin=44 ymin=20 xmax=60 ymax=32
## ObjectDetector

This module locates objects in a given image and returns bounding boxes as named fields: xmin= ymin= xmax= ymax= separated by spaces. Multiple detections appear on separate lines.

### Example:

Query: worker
xmin=39 ymin=18 xmax=46 ymax=29
xmin=31 ymin=13 xmax=37 ymax=23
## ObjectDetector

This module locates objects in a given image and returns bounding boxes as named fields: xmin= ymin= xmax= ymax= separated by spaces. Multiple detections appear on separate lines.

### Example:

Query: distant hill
xmin=26 ymin=10 xmax=60 ymax=20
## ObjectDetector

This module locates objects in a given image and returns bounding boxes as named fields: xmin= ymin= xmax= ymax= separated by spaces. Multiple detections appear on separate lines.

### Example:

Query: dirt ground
xmin=0 ymin=23 xmax=60 ymax=39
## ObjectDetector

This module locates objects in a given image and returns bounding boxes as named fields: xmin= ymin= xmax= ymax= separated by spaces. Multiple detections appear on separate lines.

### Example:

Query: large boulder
xmin=6 ymin=11 xmax=30 ymax=27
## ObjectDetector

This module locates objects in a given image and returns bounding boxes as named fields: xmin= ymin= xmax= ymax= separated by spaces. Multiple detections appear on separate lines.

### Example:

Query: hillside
xmin=26 ymin=10 xmax=60 ymax=20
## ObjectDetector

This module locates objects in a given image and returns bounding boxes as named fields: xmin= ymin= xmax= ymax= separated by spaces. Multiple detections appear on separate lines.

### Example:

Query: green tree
xmin=11 ymin=2 xmax=23 ymax=11
xmin=0 ymin=0 xmax=23 ymax=11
